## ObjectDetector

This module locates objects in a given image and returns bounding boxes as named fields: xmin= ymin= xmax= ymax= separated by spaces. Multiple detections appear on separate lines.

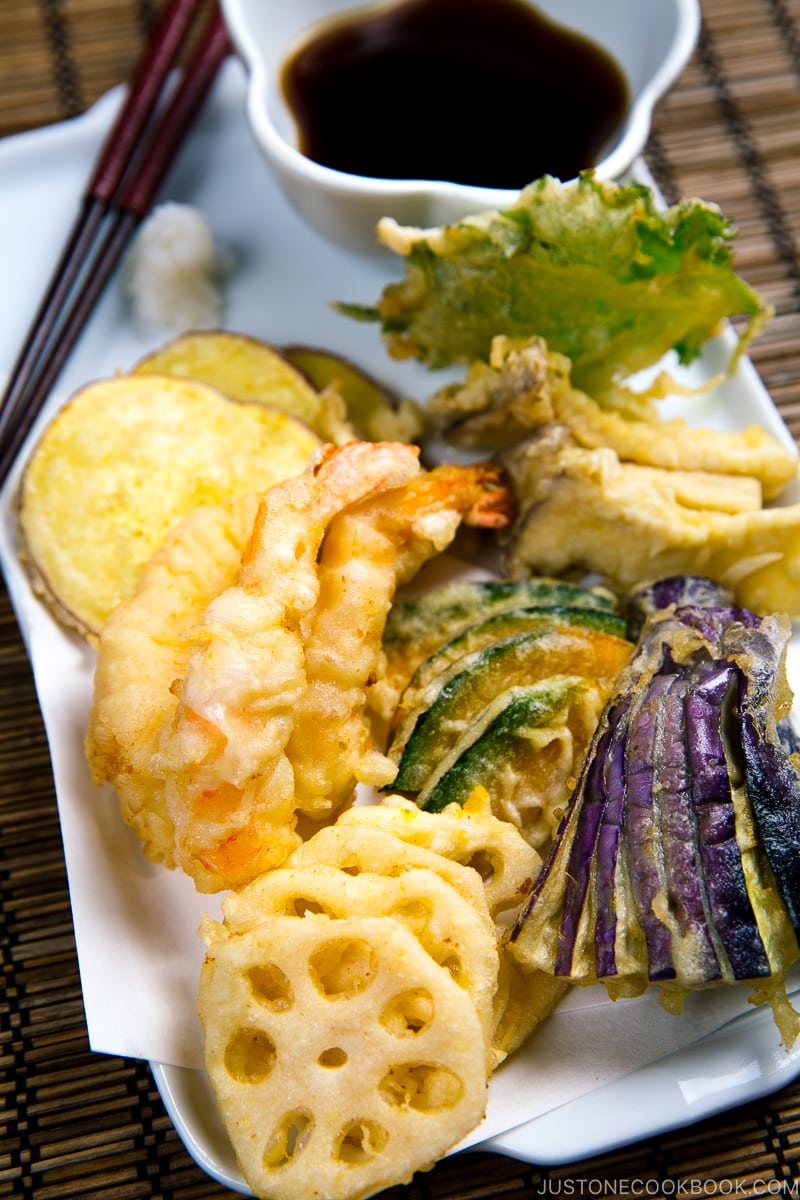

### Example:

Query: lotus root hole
xmin=309 ymin=937 xmax=378 ymax=997
xmin=224 ymin=1027 xmax=277 ymax=1082
xmin=464 ymin=849 xmax=498 ymax=883
xmin=379 ymin=1063 xmax=464 ymax=1111
xmin=263 ymin=1109 xmax=314 ymax=1168
xmin=318 ymin=1046 xmax=348 ymax=1068
xmin=380 ymin=988 xmax=435 ymax=1036
xmin=291 ymin=896 xmax=331 ymax=918
xmin=389 ymin=898 xmax=432 ymax=936
xmin=334 ymin=1119 xmax=389 ymax=1164
xmin=247 ymin=963 xmax=293 ymax=1010
xmin=439 ymin=951 xmax=463 ymax=984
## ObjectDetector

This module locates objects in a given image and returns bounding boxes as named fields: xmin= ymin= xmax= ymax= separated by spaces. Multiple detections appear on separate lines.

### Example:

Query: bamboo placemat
xmin=2 ymin=0 xmax=800 ymax=1196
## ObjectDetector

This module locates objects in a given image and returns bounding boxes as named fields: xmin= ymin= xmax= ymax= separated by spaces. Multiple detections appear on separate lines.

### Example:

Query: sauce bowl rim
xmin=221 ymin=0 xmax=702 ymax=250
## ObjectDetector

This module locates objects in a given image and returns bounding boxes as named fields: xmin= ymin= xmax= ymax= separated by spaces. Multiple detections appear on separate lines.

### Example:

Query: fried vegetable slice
xmin=625 ymin=576 xmax=735 ymax=641
xmin=335 ymin=790 xmax=541 ymax=926
xmin=429 ymin=335 xmax=797 ymax=501
xmin=416 ymin=676 xmax=610 ymax=854
xmin=132 ymin=330 xmax=348 ymax=440
xmin=404 ymin=604 xmax=627 ymax=705
xmin=199 ymin=914 xmax=489 ymax=1200
xmin=283 ymin=343 xmax=426 ymax=443
xmin=299 ymin=793 xmax=565 ymax=1065
xmin=287 ymin=823 xmax=490 ymax=918
xmin=221 ymin=862 xmax=500 ymax=1059
xmin=388 ymin=624 xmax=633 ymax=789
xmin=509 ymin=586 xmax=800 ymax=1044
xmin=19 ymin=374 xmax=321 ymax=638
xmin=343 ymin=173 xmax=769 ymax=394
xmin=499 ymin=424 xmax=800 ymax=619
xmin=374 ymin=575 xmax=617 ymax=721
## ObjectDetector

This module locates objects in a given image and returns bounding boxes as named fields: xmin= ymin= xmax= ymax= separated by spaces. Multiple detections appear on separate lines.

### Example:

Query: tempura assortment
xmin=15 ymin=173 xmax=800 ymax=1200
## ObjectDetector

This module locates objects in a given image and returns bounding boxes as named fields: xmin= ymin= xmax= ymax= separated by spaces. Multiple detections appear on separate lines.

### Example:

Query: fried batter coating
xmin=85 ymin=491 xmax=261 ymax=866
xmin=86 ymin=443 xmax=513 ymax=893
xmin=87 ymin=442 xmax=420 ymax=890
xmin=288 ymin=461 xmax=515 ymax=816
xmin=500 ymin=424 xmax=800 ymax=617
xmin=150 ymin=441 xmax=420 ymax=891
xmin=429 ymin=335 xmax=798 ymax=500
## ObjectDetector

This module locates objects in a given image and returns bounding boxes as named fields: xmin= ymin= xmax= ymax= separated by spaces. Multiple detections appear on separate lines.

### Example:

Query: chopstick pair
xmin=0 ymin=0 xmax=231 ymax=488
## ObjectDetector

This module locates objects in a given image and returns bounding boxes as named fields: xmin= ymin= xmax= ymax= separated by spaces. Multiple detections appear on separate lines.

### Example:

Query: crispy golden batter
xmin=199 ymin=914 xmax=489 ymax=1200
xmin=88 ymin=441 xmax=419 ymax=891
xmin=429 ymin=335 xmax=798 ymax=500
xmin=334 ymin=791 xmax=565 ymax=1062
xmin=19 ymin=374 xmax=322 ymax=639
xmin=221 ymin=862 xmax=500 ymax=1058
xmin=86 ymin=443 xmax=514 ymax=892
xmin=336 ymin=791 xmax=540 ymax=925
xmin=501 ymin=424 xmax=800 ymax=617
xmin=288 ymin=461 xmax=515 ymax=817
xmin=85 ymin=492 xmax=261 ymax=866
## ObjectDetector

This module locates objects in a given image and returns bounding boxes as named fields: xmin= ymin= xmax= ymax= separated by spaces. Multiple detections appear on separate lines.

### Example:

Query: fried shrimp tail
xmin=413 ymin=460 xmax=517 ymax=529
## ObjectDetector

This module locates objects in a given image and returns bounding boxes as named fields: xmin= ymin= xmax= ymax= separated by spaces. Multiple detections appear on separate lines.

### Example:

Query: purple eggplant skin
xmin=655 ymin=672 xmax=724 ymax=985
xmin=673 ymin=603 xmax=759 ymax=651
xmin=512 ymin=598 xmax=710 ymax=977
xmin=627 ymin=577 xmax=735 ymax=641
xmin=728 ymin=614 xmax=800 ymax=938
xmin=554 ymin=705 xmax=621 ymax=976
xmin=686 ymin=658 xmax=770 ymax=980
xmin=513 ymin=590 xmax=799 ymax=992
xmin=622 ymin=671 xmax=677 ymax=981
xmin=738 ymin=701 xmax=800 ymax=931
xmin=507 ymin=773 xmax=590 ymax=974
xmin=593 ymin=700 xmax=630 ymax=976
xmin=512 ymin=616 xmax=664 ymax=976
xmin=509 ymin=688 xmax=621 ymax=973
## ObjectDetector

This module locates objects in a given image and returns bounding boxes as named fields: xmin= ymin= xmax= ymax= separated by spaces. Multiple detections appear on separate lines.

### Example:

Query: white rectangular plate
xmin=2 ymin=58 xmax=800 ymax=1197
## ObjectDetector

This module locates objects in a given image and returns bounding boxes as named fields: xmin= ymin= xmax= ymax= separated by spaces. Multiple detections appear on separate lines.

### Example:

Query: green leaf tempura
xmin=350 ymin=173 xmax=770 ymax=394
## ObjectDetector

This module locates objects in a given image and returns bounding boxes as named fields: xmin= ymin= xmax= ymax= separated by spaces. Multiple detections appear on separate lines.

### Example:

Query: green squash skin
xmin=391 ymin=626 xmax=632 ymax=792
xmin=404 ymin=604 xmax=628 ymax=706
xmin=419 ymin=676 xmax=583 ymax=813
xmin=383 ymin=577 xmax=617 ymax=659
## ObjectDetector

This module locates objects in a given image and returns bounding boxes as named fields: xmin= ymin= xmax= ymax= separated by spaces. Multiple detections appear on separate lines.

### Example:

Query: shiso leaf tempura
xmin=341 ymin=173 xmax=770 ymax=394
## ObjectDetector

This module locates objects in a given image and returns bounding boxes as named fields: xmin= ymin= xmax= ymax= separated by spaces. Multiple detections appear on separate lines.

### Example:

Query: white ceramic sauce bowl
xmin=221 ymin=0 xmax=702 ymax=254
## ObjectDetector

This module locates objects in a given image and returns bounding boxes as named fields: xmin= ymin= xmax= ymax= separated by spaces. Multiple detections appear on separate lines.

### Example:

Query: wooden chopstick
xmin=0 ymin=0 xmax=203 ymax=432
xmin=0 ymin=1 xmax=231 ymax=488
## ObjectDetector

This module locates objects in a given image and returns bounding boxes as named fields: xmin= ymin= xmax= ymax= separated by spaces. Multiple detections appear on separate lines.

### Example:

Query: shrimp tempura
xmin=87 ymin=442 xmax=514 ymax=892
xmin=152 ymin=440 xmax=420 ymax=890
xmin=288 ymin=461 xmax=515 ymax=816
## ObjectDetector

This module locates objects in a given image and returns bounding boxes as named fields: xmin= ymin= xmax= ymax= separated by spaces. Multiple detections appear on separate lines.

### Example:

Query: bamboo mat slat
xmin=2 ymin=0 xmax=800 ymax=1197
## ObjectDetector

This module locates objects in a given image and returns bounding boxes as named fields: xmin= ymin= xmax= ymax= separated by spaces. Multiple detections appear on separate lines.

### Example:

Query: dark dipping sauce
xmin=281 ymin=0 xmax=630 ymax=189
